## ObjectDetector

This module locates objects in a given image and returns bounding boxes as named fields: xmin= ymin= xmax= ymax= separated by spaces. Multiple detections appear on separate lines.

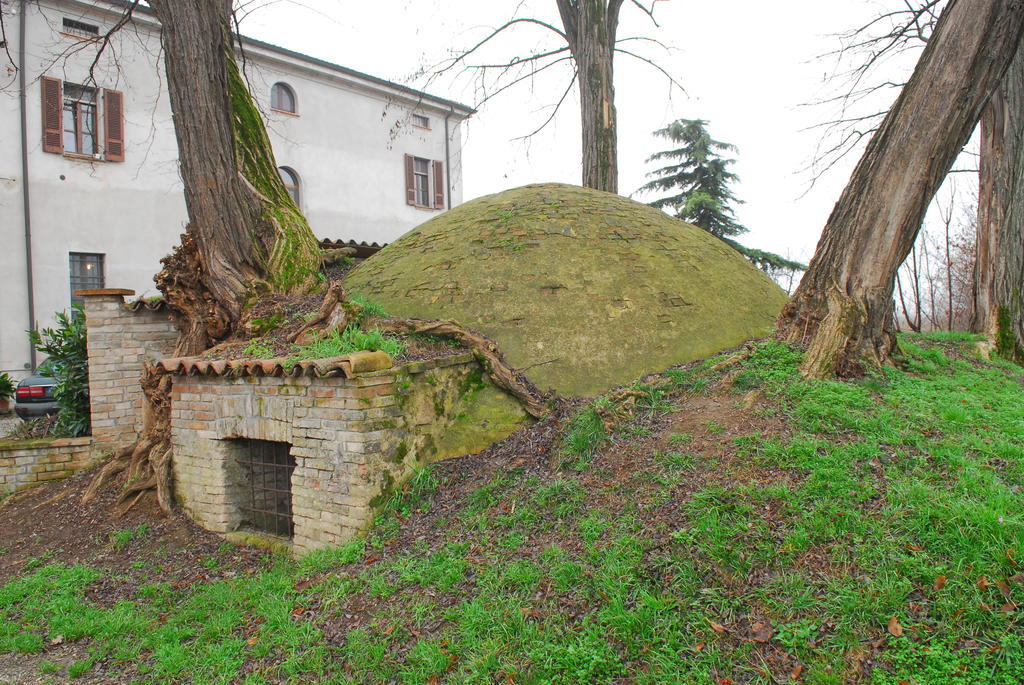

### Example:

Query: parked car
xmin=14 ymin=361 xmax=59 ymax=420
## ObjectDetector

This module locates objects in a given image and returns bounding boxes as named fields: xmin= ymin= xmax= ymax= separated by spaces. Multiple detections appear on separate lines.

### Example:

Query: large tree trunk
xmin=972 ymin=44 xmax=1024 ymax=361
xmin=776 ymin=0 xmax=1024 ymax=378
xmin=149 ymin=0 xmax=321 ymax=353
xmin=556 ymin=0 xmax=622 ymax=194
xmin=86 ymin=0 xmax=325 ymax=513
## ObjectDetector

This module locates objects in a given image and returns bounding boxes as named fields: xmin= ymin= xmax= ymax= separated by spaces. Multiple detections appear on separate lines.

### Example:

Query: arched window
xmin=270 ymin=82 xmax=296 ymax=113
xmin=279 ymin=166 xmax=300 ymax=205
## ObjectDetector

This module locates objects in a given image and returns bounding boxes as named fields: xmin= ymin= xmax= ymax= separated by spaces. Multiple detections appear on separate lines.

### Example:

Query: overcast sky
xmin=241 ymin=1 xmax=920 ymax=264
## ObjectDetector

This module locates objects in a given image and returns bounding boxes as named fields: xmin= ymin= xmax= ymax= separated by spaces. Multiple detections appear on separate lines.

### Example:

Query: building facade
xmin=0 ymin=0 xmax=473 ymax=379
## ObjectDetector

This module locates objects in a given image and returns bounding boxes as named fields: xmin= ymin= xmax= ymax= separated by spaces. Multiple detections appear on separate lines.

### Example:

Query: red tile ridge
xmin=155 ymin=350 xmax=393 ymax=378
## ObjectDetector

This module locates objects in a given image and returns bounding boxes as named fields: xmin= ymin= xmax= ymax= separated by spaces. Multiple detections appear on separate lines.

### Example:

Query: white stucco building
xmin=0 ymin=0 xmax=473 ymax=378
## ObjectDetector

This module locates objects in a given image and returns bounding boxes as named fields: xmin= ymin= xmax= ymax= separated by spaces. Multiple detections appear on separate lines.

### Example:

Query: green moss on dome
xmin=346 ymin=183 xmax=787 ymax=396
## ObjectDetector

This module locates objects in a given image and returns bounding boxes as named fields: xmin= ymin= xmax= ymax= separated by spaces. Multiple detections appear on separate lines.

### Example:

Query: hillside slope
xmin=1 ymin=333 xmax=1023 ymax=683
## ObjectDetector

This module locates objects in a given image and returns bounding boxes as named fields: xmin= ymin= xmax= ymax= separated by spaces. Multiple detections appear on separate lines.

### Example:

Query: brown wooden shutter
xmin=41 ymin=77 xmax=63 ymax=154
xmin=103 ymin=89 xmax=125 ymax=162
xmin=404 ymin=154 xmax=416 ymax=205
xmin=432 ymin=160 xmax=445 ymax=209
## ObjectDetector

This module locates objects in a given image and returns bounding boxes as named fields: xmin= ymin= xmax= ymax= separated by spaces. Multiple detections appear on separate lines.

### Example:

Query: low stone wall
xmin=79 ymin=290 xmax=179 ymax=454
xmin=169 ymin=353 xmax=529 ymax=553
xmin=0 ymin=437 xmax=95 ymax=496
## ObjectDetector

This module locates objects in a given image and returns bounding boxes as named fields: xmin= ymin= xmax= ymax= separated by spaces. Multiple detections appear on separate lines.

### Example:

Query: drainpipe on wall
xmin=444 ymin=107 xmax=453 ymax=210
xmin=18 ymin=0 xmax=37 ymax=371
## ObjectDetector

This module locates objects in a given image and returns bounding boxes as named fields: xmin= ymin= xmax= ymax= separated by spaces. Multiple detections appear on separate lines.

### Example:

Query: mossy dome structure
xmin=346 ymin=183 xmax=788 ymax=397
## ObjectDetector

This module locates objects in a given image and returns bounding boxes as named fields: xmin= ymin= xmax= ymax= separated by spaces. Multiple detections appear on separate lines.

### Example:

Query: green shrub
xmin=28 ymin=307 xmax=89 ymax=437
xmin=0 ymin=373 xmax=14 ymax=402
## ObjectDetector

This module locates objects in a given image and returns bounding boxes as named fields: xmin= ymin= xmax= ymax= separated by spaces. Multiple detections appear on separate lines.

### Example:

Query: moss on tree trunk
xmin=86 ymin=1 xmax=325 ymax=514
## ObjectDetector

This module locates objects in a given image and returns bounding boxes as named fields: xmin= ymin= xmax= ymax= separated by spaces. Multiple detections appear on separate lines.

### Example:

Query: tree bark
xmin=776 ymin=0 xmax=1024 ymax=378
xmin=972 ymin=43 xmax=1024 ymax=361
xmin=556 ymin=0 xmax=622 ymax=193
xmin=149 ymin=0 xmax=321 ymax=352
xmin=86 ymin=1 xmax=325 ymax=513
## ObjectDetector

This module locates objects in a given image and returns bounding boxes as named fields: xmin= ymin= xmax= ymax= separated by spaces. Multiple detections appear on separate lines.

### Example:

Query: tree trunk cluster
xmin=777 ymin=0 xmax=1024 ymax=377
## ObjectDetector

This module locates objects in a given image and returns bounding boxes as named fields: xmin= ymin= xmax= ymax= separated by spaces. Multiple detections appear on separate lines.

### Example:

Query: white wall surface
xmin=0 ymin=0 xmax=469 ymax=379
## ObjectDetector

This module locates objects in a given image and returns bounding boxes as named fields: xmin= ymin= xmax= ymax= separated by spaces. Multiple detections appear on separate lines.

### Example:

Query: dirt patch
xmin=0 ymin=465 xmax=272 ymax=588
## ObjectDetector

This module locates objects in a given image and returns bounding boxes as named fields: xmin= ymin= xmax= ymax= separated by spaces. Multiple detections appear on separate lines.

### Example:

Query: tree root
xmin=288 ymin=280 xmax=349 ymax=344
xmin=83 ymin=365 xmax=175 ymax=515
xmin=376 ymin=317 xmax=556 ymax=419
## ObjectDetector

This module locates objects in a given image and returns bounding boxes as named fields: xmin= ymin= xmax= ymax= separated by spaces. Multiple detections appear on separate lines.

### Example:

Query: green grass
xmin=349 ymin=294 xmax=390 ymax=323
xmin=289 ymin=324 xmax=404 ymax=364
xmin=3 ymin=334 xmax=1024 ymax=682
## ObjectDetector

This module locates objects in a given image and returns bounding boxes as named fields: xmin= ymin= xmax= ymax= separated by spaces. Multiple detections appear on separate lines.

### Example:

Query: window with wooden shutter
xmin=432 ymin=160 xmax=445 ymax=209
xmin=103 ymin=89 xmax=125 ymax=162
xmin=404 ymin=154 xmax=416 ymax=206
xmin=41 ymin=77 xmax=63 ymax=154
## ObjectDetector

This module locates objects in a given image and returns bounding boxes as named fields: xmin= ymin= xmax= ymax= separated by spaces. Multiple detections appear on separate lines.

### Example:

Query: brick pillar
xmin=78 ymin=289 xmax=179 ymax=454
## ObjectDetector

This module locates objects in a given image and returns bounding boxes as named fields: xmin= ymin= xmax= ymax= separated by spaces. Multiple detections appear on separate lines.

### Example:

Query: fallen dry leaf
xmin=887 ymin=616 xmax=904 ymax=637
xmin=751 ymin=621 xmax=774 ymax=643
xmin=790 ymin=664 xmax=804 ymax=680
xmin=995 ymin=579 xmax=1012 ymax=600
xmin=694 ymin=641 xmax=706 ymax=652
xmin=934 ymin=575 xmax=947 ymax=590
xmin=707 ymin=618 xmax=728 ymax=634
xmin=978 ymin=576 xmax=990 ymax=591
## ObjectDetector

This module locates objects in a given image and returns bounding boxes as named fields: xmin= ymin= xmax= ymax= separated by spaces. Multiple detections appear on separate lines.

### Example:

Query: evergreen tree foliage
xmin=639 ymin=119 xmax=746 ymax=238
xmin=639 ymin=118 xmax=804 ymax=274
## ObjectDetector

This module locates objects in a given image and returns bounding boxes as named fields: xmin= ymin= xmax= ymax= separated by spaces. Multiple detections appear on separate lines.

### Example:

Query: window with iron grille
xmin=412 ymin=113 xmax=430 ymax=129
xmin=69 ymin=252 xmax=104 ymax=309
xmin=62 ymin=17 xmax=100 ymax=39
xmin=235 ymin=440 xmax=295 ymax=538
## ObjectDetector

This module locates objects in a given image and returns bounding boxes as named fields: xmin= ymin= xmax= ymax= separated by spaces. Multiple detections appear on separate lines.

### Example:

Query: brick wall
xmin=0 ymin=437 xmax=94 ymax=496
xmin=169 ymin=354 xmax=502 ymax=553
xmin=79 ymin=290 xmax=178 ymax=454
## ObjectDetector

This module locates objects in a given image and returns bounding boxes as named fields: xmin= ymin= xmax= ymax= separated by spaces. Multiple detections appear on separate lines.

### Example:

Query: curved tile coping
xmin=157 ymin=350 xmax=394 ymax=378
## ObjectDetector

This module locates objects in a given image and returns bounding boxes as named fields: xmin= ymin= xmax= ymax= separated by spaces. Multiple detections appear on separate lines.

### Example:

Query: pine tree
xmin=640 ymin=119 xmax=746 ymax=238
xmin=639 ymin=118 xmax=803 ymax=273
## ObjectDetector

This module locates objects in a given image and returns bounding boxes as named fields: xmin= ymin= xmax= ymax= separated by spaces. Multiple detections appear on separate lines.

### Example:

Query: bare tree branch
xmin=462 ymin=45 xmax=571 ymax=70
xmin=805 ymin=0 xmax=949 ymax=185
xmin=512 ymin=67 xmax=578 ymax=140
xmin=628 ymin=0 xmax=661 ymax=27
xmin=1 ymin=3 xmax=17 ymax=80
xmin=85 ymin=0 xmax=142 ymax=88
xmin=434 ymin=17 xmax=568 ymax=77
xmin=613 ymin=46 xmax=684 ymax=92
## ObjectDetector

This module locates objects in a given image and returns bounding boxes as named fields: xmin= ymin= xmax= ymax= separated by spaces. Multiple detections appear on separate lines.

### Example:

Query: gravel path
xmin=0 ymin=414 xmax=21 ymax=438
